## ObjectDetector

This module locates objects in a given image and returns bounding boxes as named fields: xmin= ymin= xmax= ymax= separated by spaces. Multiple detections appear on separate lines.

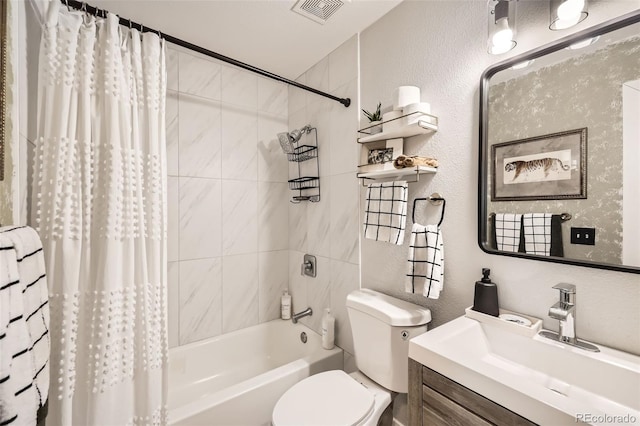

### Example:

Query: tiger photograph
xmin=503 ymin=150 xmax=572 ymax=184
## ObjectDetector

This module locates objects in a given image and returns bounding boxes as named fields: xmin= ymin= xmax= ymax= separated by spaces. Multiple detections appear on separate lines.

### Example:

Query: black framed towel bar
xmin=60 ymin=0 xmax=351 ymax=108
xmin=488 ymin=212 xmax=572 ymax=222
xmin=412 ymin=193 xmax=446 ymax=227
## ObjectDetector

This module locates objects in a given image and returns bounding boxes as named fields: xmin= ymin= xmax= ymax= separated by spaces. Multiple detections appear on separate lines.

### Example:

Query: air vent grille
xmin=291 ymin=0 xmax=345 ymax=25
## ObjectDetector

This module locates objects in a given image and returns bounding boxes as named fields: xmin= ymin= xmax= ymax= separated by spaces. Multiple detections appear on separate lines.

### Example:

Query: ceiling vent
xmin=291 ymin=0 xmax=346 ymax=25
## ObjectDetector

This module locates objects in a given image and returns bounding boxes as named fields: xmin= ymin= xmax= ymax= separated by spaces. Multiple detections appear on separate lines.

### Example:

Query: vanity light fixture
xmin=488 ymin=0 xmax=517 ymax=55
xmin=566 ymin=35 xmax=600 ymax=50
xmin=549 ymin=0 xmax=588 ymax=30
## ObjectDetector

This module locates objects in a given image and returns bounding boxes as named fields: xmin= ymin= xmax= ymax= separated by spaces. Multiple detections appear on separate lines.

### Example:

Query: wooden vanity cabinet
xmin=408 ymin=359 xmax=537 ymax=426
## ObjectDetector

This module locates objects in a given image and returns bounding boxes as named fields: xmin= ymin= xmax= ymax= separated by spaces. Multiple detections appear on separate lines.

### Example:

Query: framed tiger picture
xmin=491 ymin=128 xmax=587 ymax=201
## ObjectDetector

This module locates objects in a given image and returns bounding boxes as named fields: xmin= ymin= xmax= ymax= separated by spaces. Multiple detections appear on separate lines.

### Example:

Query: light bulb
xmin=492 ymin=18 xmax=513 ymax=44
xmin=488 ymin=0 xmax=516 ymax=55
xmin=550 ymin=0 xmax=588 ymax=30
xmin=557 ymin=0 xmax=584 ymax=21
xmin=491 ymin=17 xmax=514 ymax=54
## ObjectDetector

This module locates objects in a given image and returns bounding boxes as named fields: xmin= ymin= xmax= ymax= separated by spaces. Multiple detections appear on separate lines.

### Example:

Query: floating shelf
xmin=358 ymin=111 xmax=438 ymax=144
xmin=357 ymin=165 xmax=437 ymax=183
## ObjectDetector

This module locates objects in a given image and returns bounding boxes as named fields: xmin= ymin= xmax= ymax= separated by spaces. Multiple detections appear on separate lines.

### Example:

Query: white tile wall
xmin=178 ymin=53 xmax=221 ymax=99
xmin=259 ymin=250 xmax=289 ymax=322
xmin=167 ymin=177 xmax=179 ymax=262
xmin=258 ymin=182 xmax=289 ymax=252
xmin=286 ymin=36 xmax=361 ymax=355
xmin=166 ymin=91 xmax=179 ymax=176
xmin=329 ymin=173 xmax=359 ymax=265
xmin=329 ymin=35 xmax=359 ymax=93
xmin=179 ymin=177 xmax=222 ymax=260
xmin=222 ymin=66 xmax=258 ymax=110
xmin=222 ymin=180 xmax=258 ymax=255
xmin=178 ymin=94 xmax=222 ymax=179
xmin=307 ymin=184 xmax=331 ymax=258
xmin=258 ymin=78 xmax=288 ymax=117
xmin=168 ymin=35 xmax=358 ymax=348
xmin=168 ymin=262 xmax=180 ymax=348
xmin=179 ymin=257 xmax=223 ymax=345
xmin=167 ymin=47 xmax=289 ymax=347
xmin=222 ymin=254 xmax=259 ymax=333
xmin=166 ymin=49 xmax=179 ymax=92
xmin=257 ymin=113 xmax=289 ymax=183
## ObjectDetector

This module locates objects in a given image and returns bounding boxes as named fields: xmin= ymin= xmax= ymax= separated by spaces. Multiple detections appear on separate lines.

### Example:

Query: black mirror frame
xmin=478 ymin=10 xmax=640 ymax=274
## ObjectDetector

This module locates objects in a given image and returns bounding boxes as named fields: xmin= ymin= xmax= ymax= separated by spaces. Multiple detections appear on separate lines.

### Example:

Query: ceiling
xmin=89 ymin=0 xmax=403 ymax=80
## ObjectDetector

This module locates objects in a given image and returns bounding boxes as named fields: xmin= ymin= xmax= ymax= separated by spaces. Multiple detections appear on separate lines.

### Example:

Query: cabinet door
xmin=422 ymin=367 xmax=536 ymax=426
xmin=422 ymin=385 xmax=492 ymax=426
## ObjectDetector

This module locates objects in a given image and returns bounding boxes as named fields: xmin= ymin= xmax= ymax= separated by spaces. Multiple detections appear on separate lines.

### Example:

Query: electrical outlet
xmin=570 ymin=227 xmax=595 ymax=245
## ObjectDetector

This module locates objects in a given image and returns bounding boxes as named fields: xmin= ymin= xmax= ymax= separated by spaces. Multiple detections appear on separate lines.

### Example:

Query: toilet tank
xmin=346 ymin=289 xmax=431 ymax=393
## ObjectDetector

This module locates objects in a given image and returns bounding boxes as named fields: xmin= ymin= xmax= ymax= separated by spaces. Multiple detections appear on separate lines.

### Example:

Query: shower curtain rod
xmin=61 ymin=0 xmax=352 ymax=108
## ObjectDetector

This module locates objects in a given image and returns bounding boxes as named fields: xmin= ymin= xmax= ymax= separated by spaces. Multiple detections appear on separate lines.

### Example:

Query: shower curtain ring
xmin=63 ymin=0 xmax=72 ymax=12
xmin=80 ymin=2 xmax=87 ymax=12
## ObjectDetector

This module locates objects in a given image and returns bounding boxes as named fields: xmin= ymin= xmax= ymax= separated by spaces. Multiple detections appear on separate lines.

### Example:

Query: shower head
xmin=277 ymin=125 xmax=313 ymax=154
xmin=278 ymin=132 xmax=296 ymax=154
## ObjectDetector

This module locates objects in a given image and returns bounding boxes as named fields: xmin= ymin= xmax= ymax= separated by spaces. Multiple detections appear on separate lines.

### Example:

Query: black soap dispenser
xmin=472 ymin=268 xmax=499 ymax=317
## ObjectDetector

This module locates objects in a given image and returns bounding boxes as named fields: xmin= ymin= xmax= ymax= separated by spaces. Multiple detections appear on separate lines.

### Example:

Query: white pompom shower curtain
xmin=33 ymin=2 xmax=168 ymax=424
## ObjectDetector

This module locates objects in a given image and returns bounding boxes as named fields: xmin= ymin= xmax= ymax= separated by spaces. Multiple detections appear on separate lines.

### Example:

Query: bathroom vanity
xmin=407 ymin=315 xmax=640 ymax=426
xmin=408 ymin=359 xmax=534 ymax=426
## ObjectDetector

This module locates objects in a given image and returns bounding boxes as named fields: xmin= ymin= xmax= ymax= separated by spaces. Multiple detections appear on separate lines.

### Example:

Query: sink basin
xmin=409 ymin=316 xmax=640 ymax=425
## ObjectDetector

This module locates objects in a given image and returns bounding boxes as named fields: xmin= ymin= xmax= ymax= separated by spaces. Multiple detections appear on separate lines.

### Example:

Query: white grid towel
xmin=522 ymin=213 xmax=552 ymax=256
xmin=363 ymin=181 xmax=408 ymax=245
xmin=494 ymin=213 xmax=522 ymax=252
xmin=405 ymin=223 xmax=444 ymax=299
xmin=0 ymin=226 xmax=49 ymax=426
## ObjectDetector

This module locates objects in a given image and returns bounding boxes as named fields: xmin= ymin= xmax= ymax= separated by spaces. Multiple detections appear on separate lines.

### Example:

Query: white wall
xmin=360 ymin=1 xmax=640 ymax=355
xmin=288 ymin=35 xmax=360 ymax=367
xmin=165 ymin=46 xmax=291 ymax=347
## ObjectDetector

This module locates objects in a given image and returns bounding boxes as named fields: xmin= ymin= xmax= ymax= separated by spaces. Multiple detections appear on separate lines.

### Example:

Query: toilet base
xmin=348 ymin=371 xmax=393 ymax=426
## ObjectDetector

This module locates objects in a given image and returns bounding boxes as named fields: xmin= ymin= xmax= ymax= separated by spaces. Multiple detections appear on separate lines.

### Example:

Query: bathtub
xmin=168 ymin=319 xmax=343 ymax=426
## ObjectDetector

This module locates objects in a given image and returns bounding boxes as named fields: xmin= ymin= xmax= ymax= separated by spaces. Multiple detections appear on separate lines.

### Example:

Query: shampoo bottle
xmin=281 ymin=290 xmax=291 ymax=320
xmin=321 ymin=308 xmax=335 ymax=350
xmin=472 ymin=268 xmax=499 ymax=317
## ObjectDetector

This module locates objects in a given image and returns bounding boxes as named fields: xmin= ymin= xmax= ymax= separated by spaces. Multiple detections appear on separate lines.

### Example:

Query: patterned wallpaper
xmin=487 ymin=36 xmax=640 ymax=264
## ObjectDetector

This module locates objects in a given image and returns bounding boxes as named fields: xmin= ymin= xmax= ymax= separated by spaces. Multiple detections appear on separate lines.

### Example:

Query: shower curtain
xmin=33 ymin=2 xmax=168 ymax=424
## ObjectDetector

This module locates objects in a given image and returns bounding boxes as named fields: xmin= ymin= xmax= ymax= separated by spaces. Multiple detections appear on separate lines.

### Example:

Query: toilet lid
xmin=272 ymin=370 xmax=374 ymax=426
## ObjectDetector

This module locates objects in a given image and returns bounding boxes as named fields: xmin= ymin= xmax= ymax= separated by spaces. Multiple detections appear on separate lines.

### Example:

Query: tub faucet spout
xmin=292 ymin=307 xmax=312 ymax=324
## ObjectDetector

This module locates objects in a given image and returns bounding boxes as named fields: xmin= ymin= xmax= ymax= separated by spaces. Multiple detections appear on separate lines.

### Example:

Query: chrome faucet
xmin=292 ymin=307 xmax=312 ymax=324
xmin=539 ymin=283 xmax=599 ymax=352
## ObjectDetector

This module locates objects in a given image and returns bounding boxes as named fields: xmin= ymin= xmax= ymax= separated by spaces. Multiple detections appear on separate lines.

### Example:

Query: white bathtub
xmin=168 ymin=319 xmax=343 ymax=426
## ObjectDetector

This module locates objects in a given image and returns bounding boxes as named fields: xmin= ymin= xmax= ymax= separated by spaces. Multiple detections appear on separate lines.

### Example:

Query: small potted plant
xmin=362 ymin=102 xmax=383 ymax=134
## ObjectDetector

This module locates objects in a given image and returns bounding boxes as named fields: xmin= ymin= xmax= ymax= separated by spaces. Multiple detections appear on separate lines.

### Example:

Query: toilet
xmin=272 ymin=289 xmax=432 ymax=426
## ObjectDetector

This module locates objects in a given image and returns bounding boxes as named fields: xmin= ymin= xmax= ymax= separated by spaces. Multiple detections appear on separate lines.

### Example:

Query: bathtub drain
xmin=300 ymin=332 xmax=307 ymax=344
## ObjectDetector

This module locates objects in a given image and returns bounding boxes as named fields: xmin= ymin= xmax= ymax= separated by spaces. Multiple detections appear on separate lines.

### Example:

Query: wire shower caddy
xmin=287 ymin=127 xmax=320 ymax=203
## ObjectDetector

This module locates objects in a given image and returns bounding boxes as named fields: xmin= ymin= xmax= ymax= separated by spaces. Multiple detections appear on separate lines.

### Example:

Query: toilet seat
xmin=272 ymin=370 xmax=375 ymax=426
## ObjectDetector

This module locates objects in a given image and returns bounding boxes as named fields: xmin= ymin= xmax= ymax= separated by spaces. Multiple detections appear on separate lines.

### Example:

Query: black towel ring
xmin=412 ymin=193 xmax=446 ymax=227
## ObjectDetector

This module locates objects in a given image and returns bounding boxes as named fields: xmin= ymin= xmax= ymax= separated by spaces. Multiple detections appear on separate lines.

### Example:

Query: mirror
xmin=479 ymin=11 xmax=640 ymax=274
xmin=1 ymin=0 xmax=7 ymax=181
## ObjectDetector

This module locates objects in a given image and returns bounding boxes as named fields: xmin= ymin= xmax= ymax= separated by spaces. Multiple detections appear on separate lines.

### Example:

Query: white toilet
xmin=272 ymin=289 xmax=432 ymax=426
